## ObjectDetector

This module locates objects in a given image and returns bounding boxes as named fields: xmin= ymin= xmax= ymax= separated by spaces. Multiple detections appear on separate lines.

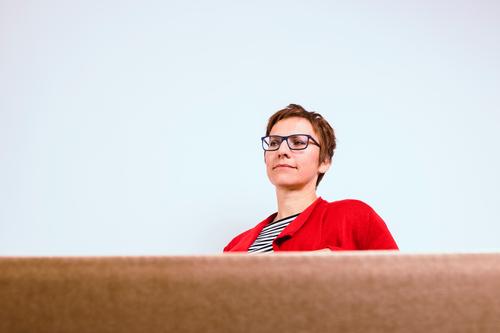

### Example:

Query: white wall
xmin=1 ymin=0 xmax=499 ymax=255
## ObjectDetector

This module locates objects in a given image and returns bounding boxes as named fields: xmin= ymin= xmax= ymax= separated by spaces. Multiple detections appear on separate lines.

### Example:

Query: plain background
xmin=1 ymin=0 xmax=499 ymax=255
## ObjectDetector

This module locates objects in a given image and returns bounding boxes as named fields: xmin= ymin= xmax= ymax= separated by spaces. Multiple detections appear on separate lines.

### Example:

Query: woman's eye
xmin=269 ymin=140 xmax=280 ymax=147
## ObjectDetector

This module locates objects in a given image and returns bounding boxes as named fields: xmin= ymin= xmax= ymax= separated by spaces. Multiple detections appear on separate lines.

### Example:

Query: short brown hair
xmin=265 ymin=104 xmax=336 ymax=187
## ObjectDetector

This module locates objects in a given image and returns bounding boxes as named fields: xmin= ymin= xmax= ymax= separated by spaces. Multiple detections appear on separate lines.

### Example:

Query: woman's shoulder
xmin=316 ymin=198 xmax=383 ymax=225
xmin=320 ymin=198 xmax=376 ymax=214
xmin=223 ymin=213 xmax=276 ymax=252
xmin=318 ymin=198 xmax=398 ymax=250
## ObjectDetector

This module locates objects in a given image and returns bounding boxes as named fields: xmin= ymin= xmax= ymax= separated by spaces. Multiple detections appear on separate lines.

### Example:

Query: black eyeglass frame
xmin=261 ymin=134 xmax=321 ymax=151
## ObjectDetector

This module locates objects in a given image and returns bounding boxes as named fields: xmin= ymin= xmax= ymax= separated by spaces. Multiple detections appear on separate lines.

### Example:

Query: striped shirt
xmin=248 ymin=213 xmax=300 ymax=253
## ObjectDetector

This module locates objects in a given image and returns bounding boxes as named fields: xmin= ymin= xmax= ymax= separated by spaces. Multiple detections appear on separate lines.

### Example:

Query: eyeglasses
xmin=261 ymin=134 xmax=321 ymax=151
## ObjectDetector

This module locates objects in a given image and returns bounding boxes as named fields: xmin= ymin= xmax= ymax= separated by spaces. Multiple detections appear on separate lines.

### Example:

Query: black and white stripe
xmin=248 ymin=213 xmax=299 ymax=253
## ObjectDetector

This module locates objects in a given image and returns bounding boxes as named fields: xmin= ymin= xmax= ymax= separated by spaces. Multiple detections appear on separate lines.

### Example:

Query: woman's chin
xmin=271 ymin=180 xmax=308 ymax=191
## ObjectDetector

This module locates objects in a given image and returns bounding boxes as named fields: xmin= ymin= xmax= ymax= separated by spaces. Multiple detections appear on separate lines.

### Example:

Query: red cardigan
xmin=223 ymin=197 xmax=398 ymax=252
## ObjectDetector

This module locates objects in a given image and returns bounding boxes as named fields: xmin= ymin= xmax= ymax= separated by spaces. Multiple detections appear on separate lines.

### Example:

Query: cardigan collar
xmin=276 ymin=196 xmax=324 ymax=239
xmin=237 ymin=196 xmax=325 ymax=251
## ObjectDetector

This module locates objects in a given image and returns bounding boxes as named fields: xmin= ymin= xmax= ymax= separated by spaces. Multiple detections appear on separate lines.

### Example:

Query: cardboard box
xmin=1 ymin=252 xmax=499 ymax=332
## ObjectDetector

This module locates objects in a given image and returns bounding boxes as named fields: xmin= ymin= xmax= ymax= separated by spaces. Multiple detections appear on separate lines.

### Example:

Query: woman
xmin=224 ymin=104 xmax=398 ymax=253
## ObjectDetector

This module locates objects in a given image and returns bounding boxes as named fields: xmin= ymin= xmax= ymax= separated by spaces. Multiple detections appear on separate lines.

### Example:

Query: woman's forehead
xmin=269 ymin=117 xmax=316 ymax=136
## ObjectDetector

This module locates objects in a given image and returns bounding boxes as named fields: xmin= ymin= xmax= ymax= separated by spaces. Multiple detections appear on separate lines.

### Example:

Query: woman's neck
xmin=274 ymin=185 xmax=318 ymax=221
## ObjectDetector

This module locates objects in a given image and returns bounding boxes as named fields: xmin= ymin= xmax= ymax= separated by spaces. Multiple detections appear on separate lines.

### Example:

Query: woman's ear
xmin=318 ymin=158 xmax=331 ymax=174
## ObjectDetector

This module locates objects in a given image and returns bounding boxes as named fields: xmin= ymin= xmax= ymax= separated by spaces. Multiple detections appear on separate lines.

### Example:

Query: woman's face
xmin=265 ymin=117 xmax=330 ymax=190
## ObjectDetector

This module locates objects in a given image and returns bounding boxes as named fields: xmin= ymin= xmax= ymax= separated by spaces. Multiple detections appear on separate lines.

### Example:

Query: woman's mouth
xmin=274 ymin=164 xmax=296 ymax=169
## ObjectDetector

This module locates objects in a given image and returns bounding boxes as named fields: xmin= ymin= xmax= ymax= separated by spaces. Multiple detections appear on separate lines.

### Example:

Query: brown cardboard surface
xmin=1 ymin=252 xmax=499 ymax=332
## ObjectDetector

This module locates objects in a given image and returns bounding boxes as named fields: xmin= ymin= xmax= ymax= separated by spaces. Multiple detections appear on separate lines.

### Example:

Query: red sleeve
xmin=361 ymin=205 xmax=398 ymax=250
xmin=223 ymin=236 xmax=240 ymax=252
xmin=223 ymin=230 xmax=250 ymax=252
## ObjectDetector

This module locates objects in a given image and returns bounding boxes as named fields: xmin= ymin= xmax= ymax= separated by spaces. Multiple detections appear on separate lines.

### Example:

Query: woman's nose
xmin=276 ymin=139 xmax=291 ymax=157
